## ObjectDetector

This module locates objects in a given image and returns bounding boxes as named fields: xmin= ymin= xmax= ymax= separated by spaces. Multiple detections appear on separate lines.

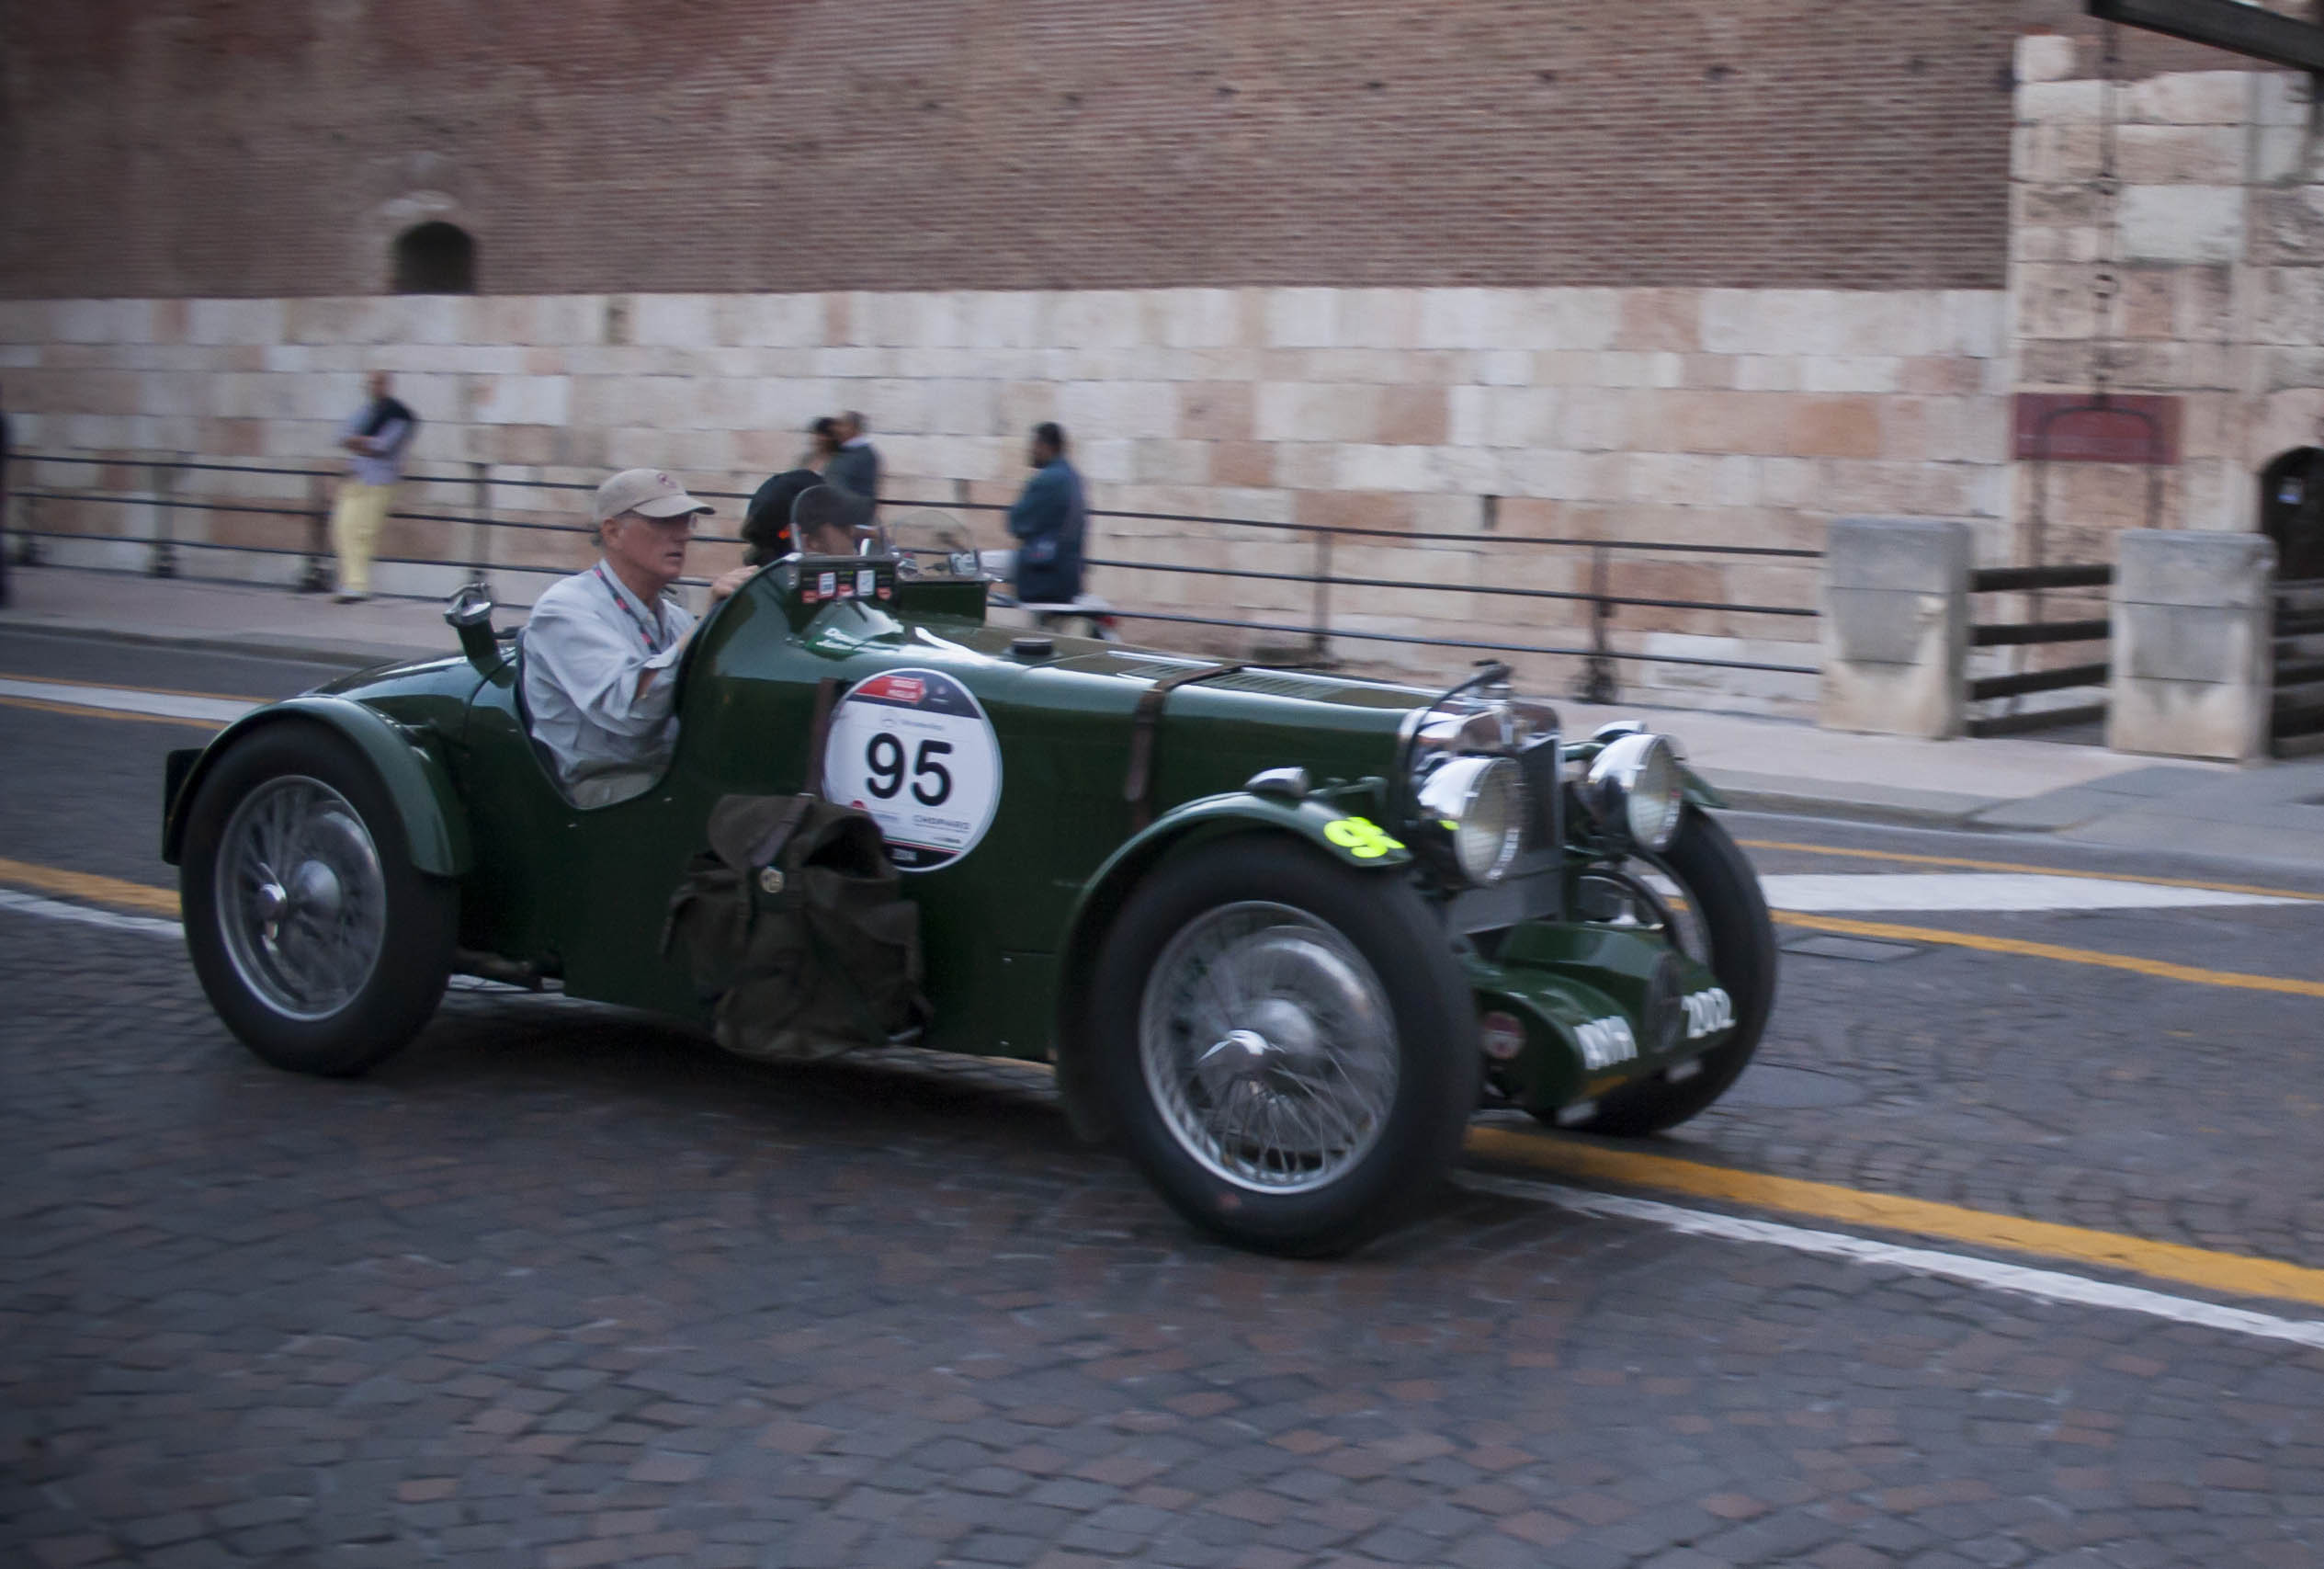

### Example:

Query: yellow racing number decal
xmin=1322 ymin=815 xmax=1405 ymax=858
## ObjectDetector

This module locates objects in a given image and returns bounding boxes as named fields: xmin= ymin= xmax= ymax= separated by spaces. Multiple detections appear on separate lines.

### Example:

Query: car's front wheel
xmin=180 ymin=723 xmax=456 ymax=1076
xmin=1087 ymin=835 xmax=1479 ymax=1256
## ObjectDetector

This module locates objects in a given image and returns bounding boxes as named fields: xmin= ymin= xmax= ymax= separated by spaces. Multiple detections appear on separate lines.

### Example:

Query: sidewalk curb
xmin=0 ymin=613 xmax=437 ymax=670
xmin=1709 ymin=787 xmax=2015 ymax=833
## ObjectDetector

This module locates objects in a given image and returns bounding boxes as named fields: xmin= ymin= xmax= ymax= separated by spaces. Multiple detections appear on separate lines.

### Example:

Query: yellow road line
xmin=1774 ymin=910 xmax=2324 ymax=999
xmin=1739 ymin=836 xmax=2324 ymax=904
xmin=0 ymin=670 xmax=266 ymax=704
xmin=1467 ymin=1126 xmax=2324 ymax=1309
xmin=0 ymin=694 xmax=223 ymax=730
xmin=0 ymin=857 xmax=179 ymax=917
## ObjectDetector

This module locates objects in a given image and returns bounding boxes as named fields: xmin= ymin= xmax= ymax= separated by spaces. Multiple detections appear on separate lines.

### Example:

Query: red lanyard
xmin=594 ymin=564 xmax=666 ymax=653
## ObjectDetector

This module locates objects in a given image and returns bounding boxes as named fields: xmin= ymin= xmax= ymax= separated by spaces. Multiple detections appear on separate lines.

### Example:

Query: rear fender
xmin=1049 ymin=790 xmax=1412 ymax=1139
xmin=162 ymin=697 xmax=472 ymax=876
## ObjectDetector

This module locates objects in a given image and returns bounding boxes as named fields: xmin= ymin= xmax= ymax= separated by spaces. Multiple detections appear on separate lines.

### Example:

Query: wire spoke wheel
xmin=215 ymin=775 xmax=387 ymax=1020
xmin=1138 ymin=902 xmax=1400 ymax=1196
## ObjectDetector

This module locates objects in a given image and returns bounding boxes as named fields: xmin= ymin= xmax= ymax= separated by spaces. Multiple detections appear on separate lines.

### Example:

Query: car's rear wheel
xmin=1087 ymin=835 xmax=1479 ymax=1256
xmin=1560 ymin=805 xmax=1777 ymax=1136
xmin=180 ymin=723 xmax=456 ymax=1076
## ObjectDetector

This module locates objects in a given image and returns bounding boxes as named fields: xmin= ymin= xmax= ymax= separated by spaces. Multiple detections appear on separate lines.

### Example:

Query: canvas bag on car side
xmin=662 ymin=678 xmax=929 ymax=1062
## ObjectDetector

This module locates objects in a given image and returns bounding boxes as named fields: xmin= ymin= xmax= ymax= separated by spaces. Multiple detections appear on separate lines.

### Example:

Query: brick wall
xmin=2 ymin=0 xmax=2026 ymax=300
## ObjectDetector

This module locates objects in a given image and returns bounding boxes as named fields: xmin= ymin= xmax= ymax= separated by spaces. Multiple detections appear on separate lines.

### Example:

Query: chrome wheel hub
xmin=1139 ymin=904 xmax=1399 ymax=1195
xmin=215 ymin=776 xmax=386 ymax=1020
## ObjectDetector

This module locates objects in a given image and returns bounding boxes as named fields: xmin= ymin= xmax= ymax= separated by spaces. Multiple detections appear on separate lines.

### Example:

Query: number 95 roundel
xmin=821 ymin=668 xmax=1003 ymax=871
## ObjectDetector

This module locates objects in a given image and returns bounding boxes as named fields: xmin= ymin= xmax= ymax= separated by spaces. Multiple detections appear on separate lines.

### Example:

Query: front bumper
xmin=1467 ymin=920 xmax=1735 ymax=1115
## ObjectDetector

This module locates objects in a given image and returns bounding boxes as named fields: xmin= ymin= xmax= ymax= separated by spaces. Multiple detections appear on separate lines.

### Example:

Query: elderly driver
xmin=523 ymin=468 xmax=754 ymax=808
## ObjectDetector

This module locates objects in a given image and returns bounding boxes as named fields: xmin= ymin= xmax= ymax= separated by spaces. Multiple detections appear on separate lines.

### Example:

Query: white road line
xmin=0 ymin=891 xmax=554 ymax=1000
xmin=11 ymin=875 xmax=2319 ymax=1345
xmin=1457 ymin=1170 xmax=2324 ymax=1350
xmin=1758 ymin=871 xmax=2310 ymax=914
xmin=0 ymin=886 xmax=185 ymax=938
xmin=0 ymin=676 xmax=255 ymax=725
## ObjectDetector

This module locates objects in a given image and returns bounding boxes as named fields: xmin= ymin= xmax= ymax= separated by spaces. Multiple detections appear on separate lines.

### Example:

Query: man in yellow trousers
xmin=330 ymin=370 xmax=416 ymax=602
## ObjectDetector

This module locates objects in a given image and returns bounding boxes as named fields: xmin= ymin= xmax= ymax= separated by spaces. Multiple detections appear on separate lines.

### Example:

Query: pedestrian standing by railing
xmin=329 ymin=370 xmax=417 ymax=603
xmin=824 ymin=410 xmax=880 ymax=510
xmin=1007 ymin=422 xmax=1086 ymax=608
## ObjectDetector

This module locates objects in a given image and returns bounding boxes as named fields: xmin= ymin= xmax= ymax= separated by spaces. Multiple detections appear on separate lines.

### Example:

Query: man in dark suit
xmin=1007 ymin=422 xmax=1086 ymax=607
xmin=822 ymin=410 xmax=880 ymax=508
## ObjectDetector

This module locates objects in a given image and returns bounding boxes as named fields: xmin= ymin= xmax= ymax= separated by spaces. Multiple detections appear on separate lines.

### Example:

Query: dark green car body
xmin=164 ymin=553 xmax=1764 ymax=1242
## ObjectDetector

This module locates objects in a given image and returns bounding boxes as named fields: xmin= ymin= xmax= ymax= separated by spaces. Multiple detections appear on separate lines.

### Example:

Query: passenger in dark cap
xmin=741 ymin=468 xmax=826 ymax=565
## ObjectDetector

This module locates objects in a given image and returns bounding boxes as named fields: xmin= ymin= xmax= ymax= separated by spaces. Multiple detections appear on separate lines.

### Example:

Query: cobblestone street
xmin=6 ymin=635 xmax=2324 ymax=1567
xmin=7 ymin=910 xmax=2324 ymax=1569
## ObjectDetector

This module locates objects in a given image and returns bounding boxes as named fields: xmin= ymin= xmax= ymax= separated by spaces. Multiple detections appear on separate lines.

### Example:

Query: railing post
xmin=1311 ymin=527 xmax=1333 ymax=665
xmin=299 ymin=472 xmax=333 ymax=593
xmin=1820 ymin=517 xmax=1971 ymax=738
xmin=2107 ymin=529 xmax=2276 ymax=761
xmin=1578 ymin=544 xmax=1617 ymax=704
xmin=147 ymin=453 xmax=179 ymax=578
xmin=467 ymin=461 xmax=493 ymax=595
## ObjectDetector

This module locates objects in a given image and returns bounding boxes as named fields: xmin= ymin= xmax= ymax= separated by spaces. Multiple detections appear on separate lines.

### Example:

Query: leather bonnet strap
xmin=1123 ymin=663 xmax=1247 ymax=832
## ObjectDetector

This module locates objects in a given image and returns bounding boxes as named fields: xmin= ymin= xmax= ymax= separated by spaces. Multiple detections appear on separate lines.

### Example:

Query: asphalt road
xmin=6 ymin=627 xmax=2324 ymax=1569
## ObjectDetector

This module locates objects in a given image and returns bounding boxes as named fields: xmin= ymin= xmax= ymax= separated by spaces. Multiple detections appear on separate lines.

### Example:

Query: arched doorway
xmin=391 ymin=222 xmax=477 ymax=294
xmin=2261 ymin=447 xmax=2324 ymax=583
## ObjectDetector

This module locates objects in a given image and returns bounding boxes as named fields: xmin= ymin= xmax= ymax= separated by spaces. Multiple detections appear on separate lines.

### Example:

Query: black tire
xmin=180 ymin=722 xmax=457 ymax=1076
xmin=1086 ymin=835 xmax=1479 ymax=1257
xmin=1568 ymin=805 xmax=1777 ymax=1136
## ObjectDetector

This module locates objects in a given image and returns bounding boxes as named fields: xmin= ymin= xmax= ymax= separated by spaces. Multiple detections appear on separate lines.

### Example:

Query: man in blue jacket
xmin=1007 ymin=422 xmax=1085 ymax=607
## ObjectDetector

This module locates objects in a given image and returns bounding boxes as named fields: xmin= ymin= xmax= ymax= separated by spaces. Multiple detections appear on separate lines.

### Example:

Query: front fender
xmin=1049 ymin=790 xmax=1412 ymax=1139
xmin=161 ymin=697 xmax=473 ymax=876
xmin=1065 ymin=790 xmax=1412 ymax=952
xmin=1680 ymin=761 xmax=1726 ymax=811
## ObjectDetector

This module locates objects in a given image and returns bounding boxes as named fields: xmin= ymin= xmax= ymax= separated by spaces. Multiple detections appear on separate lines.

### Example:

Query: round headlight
xmin=1416 ymin=755 xmax=1526 ymax=884
xmin=1585 ymin=733 xmax=1683 ymax=850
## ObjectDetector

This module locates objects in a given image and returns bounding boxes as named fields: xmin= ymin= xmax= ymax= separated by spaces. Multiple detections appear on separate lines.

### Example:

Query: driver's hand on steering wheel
xmin=707 ymin=565 xmax=757 ymax=604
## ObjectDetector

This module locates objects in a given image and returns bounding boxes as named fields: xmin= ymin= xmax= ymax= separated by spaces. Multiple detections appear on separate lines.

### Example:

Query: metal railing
xmin=1963 ymin=563 xmax=2113 ymax=737
xmin=2273 ymin=577 xmax=2324 ymax=758
xmin=9 ymin=450 xmax=1822 ymax=700
xmin=892 ymin=491 xmax=1820 ymax=695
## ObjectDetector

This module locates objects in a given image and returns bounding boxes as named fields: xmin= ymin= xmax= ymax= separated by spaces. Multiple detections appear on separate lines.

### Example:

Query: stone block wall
xmin=0 ymin=283 xmax=2009 ymax=713
xmin=1996 ymin=36 xmax=2321 ymax=721
xmin=2011 ymin=36 xmax=2322 ymax=548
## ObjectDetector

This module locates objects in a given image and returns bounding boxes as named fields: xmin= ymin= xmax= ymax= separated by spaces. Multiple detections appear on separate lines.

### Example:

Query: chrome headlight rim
xmin=1414 ymin=754 xmax=1527 ymax=885
xmin=1583 ymin=732 xmax=1683 ymax=852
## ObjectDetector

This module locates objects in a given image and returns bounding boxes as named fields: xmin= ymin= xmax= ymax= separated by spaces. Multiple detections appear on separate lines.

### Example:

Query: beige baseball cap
xmin=594 ymin=467 xmax=713 ymax=525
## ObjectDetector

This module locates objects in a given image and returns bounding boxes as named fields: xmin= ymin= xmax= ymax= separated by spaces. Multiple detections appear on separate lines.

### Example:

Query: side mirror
xmin=445 ymin=583 xmax=498 ymax=669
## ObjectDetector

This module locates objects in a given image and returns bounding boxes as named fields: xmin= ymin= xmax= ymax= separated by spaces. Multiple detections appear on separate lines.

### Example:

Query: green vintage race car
xmin=161 ymin=524 xmax=1776 ymax=1256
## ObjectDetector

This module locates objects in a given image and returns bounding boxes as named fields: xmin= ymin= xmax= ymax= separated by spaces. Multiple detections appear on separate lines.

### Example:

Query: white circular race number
xmin=821 ymin=667 xmax=1003 ymax=871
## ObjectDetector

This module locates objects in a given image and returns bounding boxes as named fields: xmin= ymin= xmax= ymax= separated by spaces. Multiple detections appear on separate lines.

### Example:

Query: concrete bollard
xmin=1819 ymin=517 xmax=1972 ymax=739
xmin=2107 ymin=529 xmax=2276 ymax=762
